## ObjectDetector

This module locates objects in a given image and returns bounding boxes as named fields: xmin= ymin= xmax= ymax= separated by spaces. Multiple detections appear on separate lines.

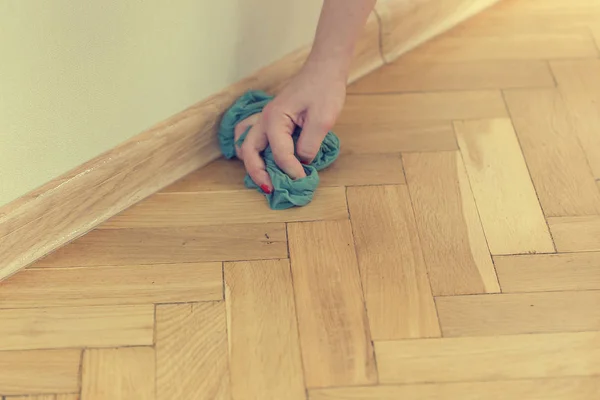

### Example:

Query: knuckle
xmin=262 ymin=102 xmax=281 ymax=120
xmin=315 ymin=115 xmax=336 ymax=131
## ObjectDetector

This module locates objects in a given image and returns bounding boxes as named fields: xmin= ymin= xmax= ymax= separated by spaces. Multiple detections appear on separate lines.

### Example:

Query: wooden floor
xmin=2 ymin=0 xmax=600 ymax=399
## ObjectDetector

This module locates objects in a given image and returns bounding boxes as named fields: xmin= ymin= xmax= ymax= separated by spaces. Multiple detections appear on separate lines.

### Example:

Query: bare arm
xmin=307 ymin=0 xmax=378 ymax=79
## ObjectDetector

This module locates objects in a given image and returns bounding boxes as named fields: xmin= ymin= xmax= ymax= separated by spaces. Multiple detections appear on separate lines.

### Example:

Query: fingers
xmin=240 ymin=123 xmax=273 ymax=192
xmin=296 ymin=115 xmax=333 ymax=164
xmin=234 ymin=113 xmax=261 ymax=159
xmin=263 ymin=106 xmax=306 ymax=180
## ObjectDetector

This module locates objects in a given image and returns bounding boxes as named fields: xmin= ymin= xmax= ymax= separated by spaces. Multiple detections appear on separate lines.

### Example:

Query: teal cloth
xmin=218 ymin=90 xmax=340 ymax=210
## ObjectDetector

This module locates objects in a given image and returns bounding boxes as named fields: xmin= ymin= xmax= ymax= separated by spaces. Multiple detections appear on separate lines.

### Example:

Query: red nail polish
xmin=300 ymin=160 xmax=309 ymax=165
xmin=260 ymin=184 xmax=272 ymax=194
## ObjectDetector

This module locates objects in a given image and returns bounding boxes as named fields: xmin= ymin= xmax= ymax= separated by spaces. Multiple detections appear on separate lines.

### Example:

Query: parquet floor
xmin=2 ymin=0 xmax=600 ymax=399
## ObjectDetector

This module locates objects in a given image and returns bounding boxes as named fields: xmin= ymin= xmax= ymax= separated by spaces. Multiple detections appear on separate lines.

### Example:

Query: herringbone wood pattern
xmin=1 ymin=0 xmax=600 ymax=399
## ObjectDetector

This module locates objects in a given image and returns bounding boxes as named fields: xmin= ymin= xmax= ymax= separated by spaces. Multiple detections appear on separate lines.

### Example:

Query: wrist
xmin=304 ymin=49 xmax=352 ymax=81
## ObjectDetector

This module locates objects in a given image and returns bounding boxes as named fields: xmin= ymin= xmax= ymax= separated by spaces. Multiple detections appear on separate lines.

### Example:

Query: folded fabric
xmin=218 ymin=90 xmax=340 ymax=210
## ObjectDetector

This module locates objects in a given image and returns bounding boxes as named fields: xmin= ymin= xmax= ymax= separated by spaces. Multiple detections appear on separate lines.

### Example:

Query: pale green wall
xmin=0 ymin=0 xmax=321 ymax=206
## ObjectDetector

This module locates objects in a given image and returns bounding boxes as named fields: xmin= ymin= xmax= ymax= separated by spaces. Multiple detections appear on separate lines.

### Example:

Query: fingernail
xmin=260 ymin=184 xmax=272 ymax=194
xmin=300 ymin=160 xmax=309 ymax=165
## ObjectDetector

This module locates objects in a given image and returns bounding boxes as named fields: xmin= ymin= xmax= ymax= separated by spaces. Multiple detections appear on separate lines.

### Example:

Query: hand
xmin=234 ymin=62 xmax=347 ymax=192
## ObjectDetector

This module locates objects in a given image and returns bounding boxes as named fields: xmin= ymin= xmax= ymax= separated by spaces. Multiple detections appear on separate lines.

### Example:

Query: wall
xmin=0 ymin=0 xmax=322 ymax=206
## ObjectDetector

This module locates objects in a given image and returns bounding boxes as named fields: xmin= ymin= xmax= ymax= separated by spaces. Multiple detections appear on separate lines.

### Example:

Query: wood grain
xmin=376 ymin=0 xmax=501 ymax=61
xmin=318 ymin=154 xmax=406 ymax=186
xmin=0 ymin=263 xmax=222 ymax=308
xmin=3 ymin=396 xmax=80 ymax=399
xmin=6 ymin=397 xmax=57 ymax=400
xmin=0 ymin=305 xmax=153 ymax=351
xmin=335 ymin=120 xmax=457 ymax=154
xmin=162 ymin=158 xmax=246 ymax=193
xmin=0 ymin=13 xmax=384 ymax=283
xmin=309 ymin=377 xmax=600 ymax=400
xmin=455 ymin=118 xmax=555 ymax=255
xmin=33 ymin=224 xmax=287 ymax=267
xmin=436 ymin=291 xmax=600 ymax=337
xmin=81 ymin=347 xmax=155 ymax=400
xmin=349 ymin=60 xmax=554 ymax=93
xmin=0 ymin=349 xmax=81 ymax=395
xmin=287 ymin=220 xmax=377 ymax=388
xmin=551 ymin=60 xmax=600 ymax=179
xmin=339 ymin=91 xmax=507 ymax=125
xmin=453 ymin=5 xmax=599 ymax=37
xmin=101 ymin=187 xmax=348 ymax=229
xmin=225 ymin=260 xmax=305 ymax=400
xmin=494 ymin=252 xmax=600 ymax=293
xmin=156 ymin=302 xmax=230 ymax=400
xmin=403 ymin=152 xmax=499 ymax=295
xmin=504 ymin=88 xmax=600 ymax=216
xmin=403 ymin=33 xmax=599 ymax=63
xmin=376 ymin=331 xmax=600 ymax=383
xmin=346 ymin=185 xmax=440 ymax=339
xmin=548 ymin=216 xmax=600 ymax=252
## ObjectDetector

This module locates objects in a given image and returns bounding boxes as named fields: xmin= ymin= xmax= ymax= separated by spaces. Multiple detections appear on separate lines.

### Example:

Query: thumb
xmin=296 ymin=116 xmax=332 ymax=164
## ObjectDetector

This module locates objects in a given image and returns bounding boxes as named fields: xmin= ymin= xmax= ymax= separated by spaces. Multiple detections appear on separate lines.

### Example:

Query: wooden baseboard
xmin=0 ymin=1 xmax=499 ymax=281
xmin=376 ymin=0 xmax=501 ymax=62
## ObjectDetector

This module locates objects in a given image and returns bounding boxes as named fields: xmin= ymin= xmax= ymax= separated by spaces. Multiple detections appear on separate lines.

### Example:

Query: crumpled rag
xmin=218 ymin=90 xmax=340 ymax=210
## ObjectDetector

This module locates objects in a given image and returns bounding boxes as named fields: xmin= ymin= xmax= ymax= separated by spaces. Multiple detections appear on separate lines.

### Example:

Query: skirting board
xmin=0 ymin=0 xmax=501 ymax=282
xmin=376 ymin=0 xmax=501 ymax=62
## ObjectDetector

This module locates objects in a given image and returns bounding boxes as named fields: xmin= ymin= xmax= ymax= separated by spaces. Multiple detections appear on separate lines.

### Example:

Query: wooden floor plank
xmin=0 ymin=263 xmax=222 ymax=308
xmin=454 ymin=12 xmax=598 ymax=37
xmin=376 ymin=331 xmax=600 ymax=384
xmin=309 ymin=377 xmax=600 ymax=400
xmin=287 ymin=220 xmax=377 ymax=388
xmin=0 ymin=305 xmax=153 ymax=351
xmin=336 ymin=120 xmax=457 ymax=154
xmin=156 ymin=302 xmax=230 ymax=400
xmin=5 ymin=395 xmax=79 ymax=400
xmin=102 ymin=187 xmax=348 ymax=229
xmin=224 ymin=259 xmax=305 ymax=400
xmin=548 ymin=216 xmax=600 ymax=252
xmin=504 ymin=88 xmax=600 ymax=216
xmin=349 ymin=60 xmax=554 ymax=93
xmin=339 ymin=91 xmax=507 ymax=125
xmin=494 ymin=252 xmax=600 ymax=292
xmin=450 ymin=0 xmax=600 ymax=36
xmin=346 ymin=185 xmax=440 ymax=339
xmin=0 ymin=349 xmax=81 ymax=395
xmin=593 ymin=28 xmax=600 ymax=51
xmin=436 ymin=291 xmax=600 ymax=337
xmin=33 ymin=224 xmax=287 ymax=267
xmin=551 ymin=60 xmax=600 ymax=179
xmin=162 ymin=158 xmax=246 ymax=193
xmin=403 ymin=152 xmax=500 ymax=295
xmin=318 ymin=154 xmax=405 ymax=186
xmin=81 ymin=347 xmax=154 ymax=400
xmin=402 ymin=33 xmax=599 ymax=63
xmin=455 ymin=118 xmax=555 ymax=255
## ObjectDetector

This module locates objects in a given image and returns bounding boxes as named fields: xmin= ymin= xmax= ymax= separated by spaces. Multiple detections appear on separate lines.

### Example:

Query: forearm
xmin=306 ymin=0 xmax=377 ymax=78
